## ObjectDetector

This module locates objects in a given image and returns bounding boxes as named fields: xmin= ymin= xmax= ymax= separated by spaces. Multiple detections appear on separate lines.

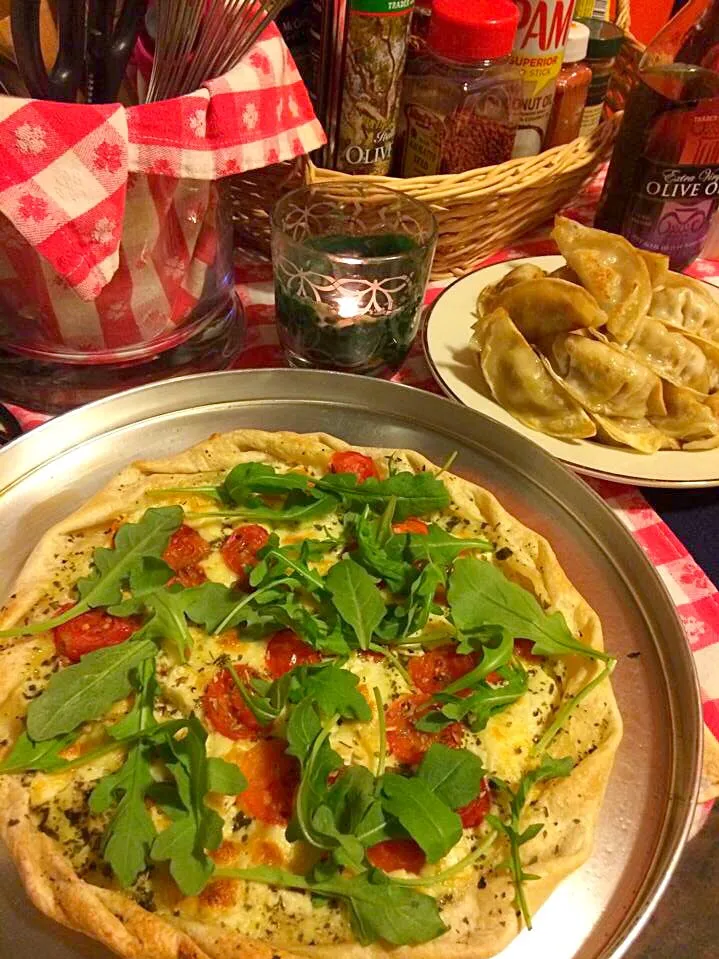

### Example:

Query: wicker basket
xmin=232 ymin=0 xmax=633 ymax=279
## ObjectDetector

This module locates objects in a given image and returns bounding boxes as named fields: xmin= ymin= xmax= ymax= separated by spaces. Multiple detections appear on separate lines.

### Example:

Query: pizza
xmin=0 ymin=429 xmax=625 ymax=959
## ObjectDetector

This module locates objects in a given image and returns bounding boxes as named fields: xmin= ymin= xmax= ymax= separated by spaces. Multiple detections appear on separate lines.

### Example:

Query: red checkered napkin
xmin=0 ymin=27 xmax=324 ymax=302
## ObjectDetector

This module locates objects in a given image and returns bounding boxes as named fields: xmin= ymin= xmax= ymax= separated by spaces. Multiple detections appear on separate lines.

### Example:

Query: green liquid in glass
xmin=275 ymin=232 xmax=424 ymax=375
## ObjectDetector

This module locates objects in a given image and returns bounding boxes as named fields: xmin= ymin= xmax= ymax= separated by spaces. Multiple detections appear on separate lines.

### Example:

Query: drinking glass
xmin=271 ymin=183 xmax=437 ymax=375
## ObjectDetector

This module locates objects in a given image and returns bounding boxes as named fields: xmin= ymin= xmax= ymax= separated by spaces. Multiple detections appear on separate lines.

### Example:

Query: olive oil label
xmin=334 ymin=0 xmax=414 ymax=175
xmin=401 ymin=103 xmax=444 ymax=177
xmin=510 ymin=0 xmax=577 ymax=157
xmin=622 ymin=103 xmax=719 ymax=267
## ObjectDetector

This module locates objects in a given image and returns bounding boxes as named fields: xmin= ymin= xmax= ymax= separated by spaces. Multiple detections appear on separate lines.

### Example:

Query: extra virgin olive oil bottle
xmin=595 ymin=0 xmax=719 ymax=269
xmin=308 ymin=0 xmax=414 ymax=175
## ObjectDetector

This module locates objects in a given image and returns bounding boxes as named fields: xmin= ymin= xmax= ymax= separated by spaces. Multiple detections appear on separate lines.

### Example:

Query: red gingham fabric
xmin=7 ymin=165 xmax=719 ymax=823
xmin=0 ymin=26 xmax=323 ymax=302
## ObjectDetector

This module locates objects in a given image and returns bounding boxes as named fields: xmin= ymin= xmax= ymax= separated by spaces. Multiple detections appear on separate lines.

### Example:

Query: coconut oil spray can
xmin=510 ymin=0 xmax=577 ymax=157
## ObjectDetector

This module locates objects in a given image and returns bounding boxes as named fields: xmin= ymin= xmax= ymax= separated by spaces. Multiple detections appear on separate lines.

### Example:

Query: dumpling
xmin=650 ymin=271 xmax=719 ymax=342
xmin=470 ymin=308 xmax=595 ymax=439
xmin=542 ymin=332 xmax=665 ymax=418
xmin=651 ymin=383 xmax=719 ymax=444
xmin=617 ymin=317 xmax=717 ymax=394
xmin=551 ymin=216 xmax=652 ymax=343
xmin=549 ymin=264 xmax=581 ymax=283
xmin=592 ymin=414 xmax=678 ymax=454
xmin=486 ymin=277 xmax=607 ymax=342
xmin=639 ymin=250 xmax=670 ymax=288
xmin=477 ymin=263 xmax=547 ymax=316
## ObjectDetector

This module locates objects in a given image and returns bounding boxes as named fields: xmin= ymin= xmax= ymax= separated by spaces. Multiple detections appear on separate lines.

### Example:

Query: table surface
xmin=643 ymin=487 xmax=719 ymax=589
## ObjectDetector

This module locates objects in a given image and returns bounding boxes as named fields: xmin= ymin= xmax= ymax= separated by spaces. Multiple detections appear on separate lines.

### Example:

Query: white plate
xmin=424 ymin=255 xmax=719 ymax=488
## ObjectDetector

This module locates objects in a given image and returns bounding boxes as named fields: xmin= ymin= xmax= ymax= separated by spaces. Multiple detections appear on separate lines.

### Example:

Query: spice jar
xmin=577 ymin=17 xmax=625 ymax=138
xmin=394 ymin=0 xmax=521 ymax=177
xmin=544 ymin=22 xmax=591 ymax=149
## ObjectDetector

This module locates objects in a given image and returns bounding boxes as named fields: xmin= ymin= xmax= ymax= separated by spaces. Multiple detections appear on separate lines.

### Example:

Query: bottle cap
xmin=428 ymin=0 xmax=519 ymax=63
xmin=563 ymin=21 xmax=590 ymax=63
xmin=576 ymin=17 xmax=624 ymax=59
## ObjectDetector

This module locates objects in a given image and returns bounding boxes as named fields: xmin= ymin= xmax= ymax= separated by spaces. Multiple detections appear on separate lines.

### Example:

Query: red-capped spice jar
xmin=394 ymin=0 xmax=521 ymax=176
xmin=544 ymin=21 xmax=592 ymax=149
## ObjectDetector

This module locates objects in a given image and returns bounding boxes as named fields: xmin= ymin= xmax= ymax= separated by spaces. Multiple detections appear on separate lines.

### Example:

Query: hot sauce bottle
xmin=594 ymin=0 xmax=719 ymax=270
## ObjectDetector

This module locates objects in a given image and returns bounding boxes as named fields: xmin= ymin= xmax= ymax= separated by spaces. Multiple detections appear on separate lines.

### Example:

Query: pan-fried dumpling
xmin=487 ymin=277 xmax=607 ymax=342
xmin=542 ymin=332 xmax=665 ymax=418
xmin=651 ymin=383 xmax=719 ymax=444
xmin=551 ymin=216 xmax=652 ymax=343
xmin=592 ymin=414 xmax=678 ymax=454
xmin=650 ymin=272 xmax=719 ymax=342
xmin=470 ymin=308 xmax=595 ymax=439
xmin=639 ymin=250 xmax=670 ymax=289
xmin=477 ymin=263 xmax=547 ymax=316
xmin=616 ymin=317 xmax=717 ymax=394
xmin=549 ymin=264 xmax=581 ymax=283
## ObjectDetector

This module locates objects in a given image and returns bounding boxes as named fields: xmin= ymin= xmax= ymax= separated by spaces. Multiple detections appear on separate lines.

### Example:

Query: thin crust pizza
xmin=0 ymin=429 xmax=625 ymax=959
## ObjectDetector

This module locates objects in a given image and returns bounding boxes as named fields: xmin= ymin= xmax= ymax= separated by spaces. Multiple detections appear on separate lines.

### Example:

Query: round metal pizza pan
xmin=0 ymin=370 xmax=702 ymax=959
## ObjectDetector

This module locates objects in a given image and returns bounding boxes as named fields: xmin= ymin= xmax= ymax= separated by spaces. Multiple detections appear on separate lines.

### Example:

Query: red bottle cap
xmin=428 ymin=0 xmax=519 ymax=62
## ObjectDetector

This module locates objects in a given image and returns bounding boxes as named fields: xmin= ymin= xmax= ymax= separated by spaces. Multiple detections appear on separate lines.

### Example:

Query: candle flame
xmin=336 ymin=295 xmax=359 ymax=319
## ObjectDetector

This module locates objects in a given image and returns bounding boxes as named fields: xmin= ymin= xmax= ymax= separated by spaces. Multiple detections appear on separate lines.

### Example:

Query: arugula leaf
xmin=286 ymin=698 xmax=323 ymax=762
xmin=352 ymin=506 xmax=415 ymax=593
xmin=140 ymin=588 xmax=194 ymax=661
xmin=151 ymin=715 xmax=245 ymax=895
xmin=443 ymin=630 xmax=514 ymax=694
xmin=187 ymin=492 xmax=336 ymax=525
xmin=325 ymin=765 xmax=388 ymax=850
xmin=326 ymin=558 xmax=385 ymax=650
xmin=448 ymin=558 xmax=611 ymax=663
xmin=300 ymin=666 xmax=372 ymax=723
xmin=417 ymin=744 xmax=485 ymax=810
xmin=182 ymin=582 xmax=245 ymax=633
xmin=207 ymin=756 xmax=247 ymax=795
xmin=225 ymin=661 xmax=282 ymax=727
xmin=406 ymin=525 xmax=492 ymax=566
xmin=287 ymin=723 xmax=344 ymax=850
xmin=487 ymin=754 xmax=574 ymax=929
xmin=26 ymin=639 xmax=157 ymax=741
xmin=430 ymin=663 xmax=528 ymax=733
xmin=534 ymin=660 xmax=615 ymax=753
xmin=108 ymin=659 xmax=158 ymax=741
xmin=0 ymin=730 xmax=78 ymax=774
xmin=250 ymin=540 xmax=326 ymax=594
xmin=402 ymin=562 xmax=445 ymax=638
xmin=89 ymin=660 xmax=159 ymax=888
xmin=216 ymin=866 xmax=447 ymax=946
xmin=0 ymin=507 xmax=183 ymax=638
xmin=317 ymin=471 xmax=450 ymax=521
xmin=254 ymin=598 xmax=352 ymax=656
xmin=381 ymin=772 xmax=462 ymax=863
xmin=223 ymin=463 xmax=312 ymax=502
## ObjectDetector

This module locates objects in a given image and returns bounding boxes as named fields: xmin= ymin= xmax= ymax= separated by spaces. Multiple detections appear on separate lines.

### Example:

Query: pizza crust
xmin=0 ymin=427 xmax=698 ymax=959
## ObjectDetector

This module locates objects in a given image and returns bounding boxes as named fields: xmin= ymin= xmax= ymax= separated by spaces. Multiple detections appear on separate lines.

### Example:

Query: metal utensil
xmin=10 ymin=0 xmax=84 ymax=101
xmin=86 ymin=0 xmax=147 ymax=103
xmin=0 ymin=370 xmax=703 ymax=959
xmin=147 ymin=0 xmax=290 ymax=102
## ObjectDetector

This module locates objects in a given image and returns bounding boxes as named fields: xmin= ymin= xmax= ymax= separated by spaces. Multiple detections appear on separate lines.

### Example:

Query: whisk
xmin=146 ymin=0 xmax=290 ymax=102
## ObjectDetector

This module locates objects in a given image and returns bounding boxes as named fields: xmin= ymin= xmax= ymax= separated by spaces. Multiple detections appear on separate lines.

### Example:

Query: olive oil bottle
xmin=595 ymin=0 xmax=719 ymax=269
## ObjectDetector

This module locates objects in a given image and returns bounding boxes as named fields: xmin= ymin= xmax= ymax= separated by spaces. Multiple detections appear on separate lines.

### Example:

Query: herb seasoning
xmin=395 ymin=0 xmax=521 ymax=176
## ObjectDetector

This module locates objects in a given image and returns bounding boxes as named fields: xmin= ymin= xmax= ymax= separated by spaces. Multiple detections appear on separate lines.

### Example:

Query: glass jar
xmin=394 ymin=0 xmax=521 ymax=177
xmin=0 ymin=177 xmax=243 ymax=414
xmin=577 ymin=17 xmax=625 ymax=137
xmin=544 ymin=21 xmax=592 ymax=148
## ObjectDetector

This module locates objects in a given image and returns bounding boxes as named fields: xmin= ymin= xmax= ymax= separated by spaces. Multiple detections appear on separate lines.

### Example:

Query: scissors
xmin=86 ymin=0 xmax=148 ymax=103
xmin=11 ymin=0 xmax=86 ymax=102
